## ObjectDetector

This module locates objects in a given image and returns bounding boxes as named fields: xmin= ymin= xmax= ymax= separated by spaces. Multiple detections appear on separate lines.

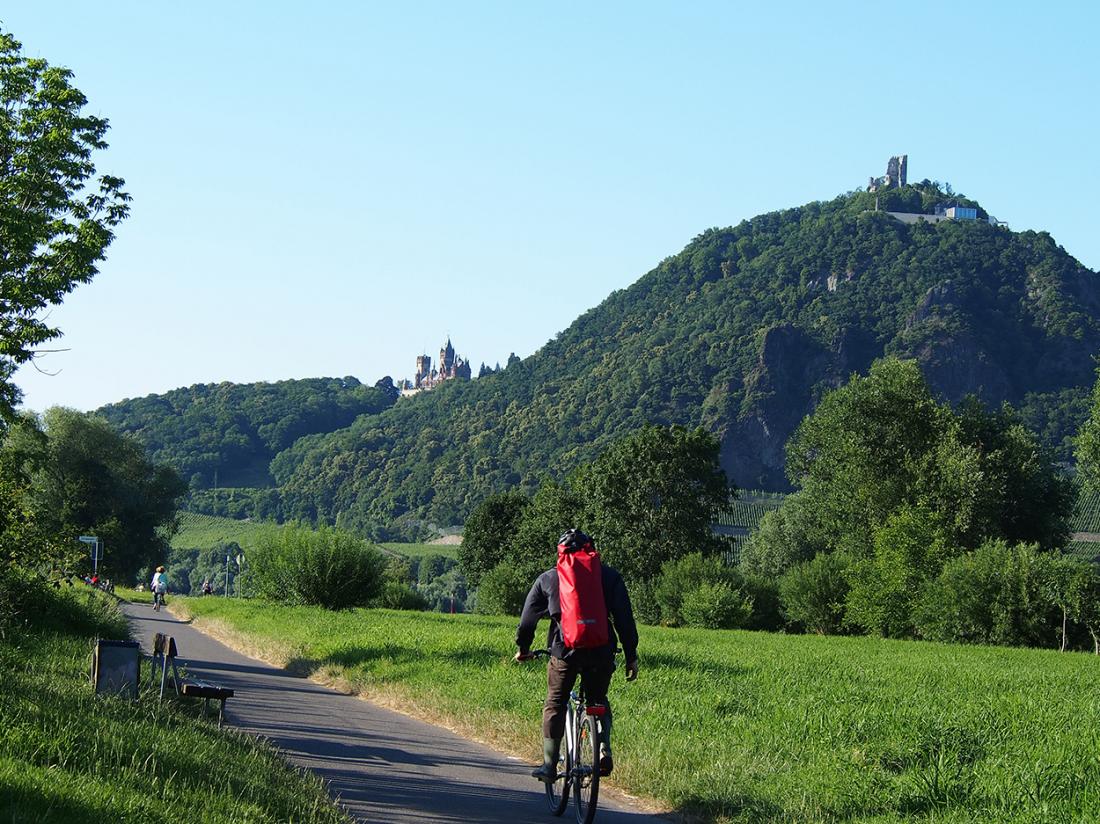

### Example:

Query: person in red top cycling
xmin=514 ymin=528 xmax=639 ymax=782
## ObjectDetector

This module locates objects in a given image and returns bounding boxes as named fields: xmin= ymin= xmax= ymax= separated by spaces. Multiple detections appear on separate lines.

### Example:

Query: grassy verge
xmin=0 ymin=581 xmax=350 ymax=824
xmin=177 ymin=596 xmax=1100 ymax=823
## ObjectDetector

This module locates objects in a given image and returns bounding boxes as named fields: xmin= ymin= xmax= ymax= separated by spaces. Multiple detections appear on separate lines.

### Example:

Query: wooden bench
xmin=180 ymin=679 xmax=234 ymax=725
xmin=150 ymin=633 xmax=234 ymax=726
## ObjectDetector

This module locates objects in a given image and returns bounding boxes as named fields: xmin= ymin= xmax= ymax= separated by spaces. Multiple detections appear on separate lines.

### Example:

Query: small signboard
xmin=92 ymin=639 xmax=140 ymax=699
xmin=79 ymin=535 xmax=102 ymax=570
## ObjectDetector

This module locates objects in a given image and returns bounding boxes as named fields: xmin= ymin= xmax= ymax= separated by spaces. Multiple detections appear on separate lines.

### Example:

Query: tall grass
xmin=179 ymin=596 xmax=1100 ymax=823
xmin=0 ymin=583 xmax=349 ymax=824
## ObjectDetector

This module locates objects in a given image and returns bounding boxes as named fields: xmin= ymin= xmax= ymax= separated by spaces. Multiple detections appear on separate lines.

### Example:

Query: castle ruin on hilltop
xmin=868 ymin=154 xmax=907 ymax=191
xmin=398 ymin=338 xmax=472 ymax=396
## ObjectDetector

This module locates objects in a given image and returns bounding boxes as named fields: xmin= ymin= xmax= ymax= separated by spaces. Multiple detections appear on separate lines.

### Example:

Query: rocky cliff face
xmin=721 ymin=323 xmax=880 ymax=489
xmin=719 ymin=267 xmax=1100 ymax=490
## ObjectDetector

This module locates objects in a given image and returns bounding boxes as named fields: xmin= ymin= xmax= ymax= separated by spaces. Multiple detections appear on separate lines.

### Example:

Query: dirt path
xmin=121 ymin=601 xmax=670 ymax=824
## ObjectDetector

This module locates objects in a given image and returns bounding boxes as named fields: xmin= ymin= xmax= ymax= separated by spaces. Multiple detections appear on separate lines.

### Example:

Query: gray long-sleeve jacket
xmin=515 ymin=563 xmax=639 ymax=664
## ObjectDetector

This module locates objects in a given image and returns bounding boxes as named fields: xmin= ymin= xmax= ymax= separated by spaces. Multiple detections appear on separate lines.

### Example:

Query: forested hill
xmin=97 ymin=377 xmax=398 ymax=488
xmin=261 ymin=183 xmax=1100 ymax=530
xmin=103 ymin=183 xmax=1100 ymax=533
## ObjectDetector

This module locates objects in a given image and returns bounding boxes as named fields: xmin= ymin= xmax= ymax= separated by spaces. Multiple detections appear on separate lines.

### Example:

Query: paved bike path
xmin=122 ymin=602 xmax=671 ymax=824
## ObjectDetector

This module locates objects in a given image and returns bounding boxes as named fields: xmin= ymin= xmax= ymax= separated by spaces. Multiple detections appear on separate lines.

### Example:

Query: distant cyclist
xmin=514 ymin=529 xmax=639 ymax=783
xmin=151 ymin=566 xmax=168 ymax=611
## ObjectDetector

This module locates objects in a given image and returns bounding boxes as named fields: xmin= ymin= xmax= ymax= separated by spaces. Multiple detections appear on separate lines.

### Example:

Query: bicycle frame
xmin=529 ymin=650 xmax=604 ymax=823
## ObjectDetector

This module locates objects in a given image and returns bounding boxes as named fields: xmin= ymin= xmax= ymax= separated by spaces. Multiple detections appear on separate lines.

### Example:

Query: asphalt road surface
xmin=122 ymin=602 xmax=672 ymax=824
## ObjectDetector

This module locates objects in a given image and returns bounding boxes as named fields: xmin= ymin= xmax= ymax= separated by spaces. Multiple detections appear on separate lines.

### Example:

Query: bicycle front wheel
xmin=573 ymin=713 xmax=600 ymax=824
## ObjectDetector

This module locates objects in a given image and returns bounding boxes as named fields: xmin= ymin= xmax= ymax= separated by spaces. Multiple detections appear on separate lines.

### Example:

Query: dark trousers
xmin=543 ymin=655 xmax=614 ymax=739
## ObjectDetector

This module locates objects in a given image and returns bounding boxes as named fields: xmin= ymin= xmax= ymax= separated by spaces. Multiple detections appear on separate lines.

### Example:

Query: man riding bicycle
xmin=514 ymin=528 xmax=639 ymax=783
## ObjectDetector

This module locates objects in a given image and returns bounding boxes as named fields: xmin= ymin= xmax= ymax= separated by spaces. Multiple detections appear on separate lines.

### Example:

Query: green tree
xmin=1075 ymin=365 xmax=1100 ymax=491
xmin=510 ymin=480 xmax=582 ymax=575
xmin=787 ymin=359 xmax=1071 ymax=556
xmin=654 ymin=551 xmax=744 ymax=626
xmin=0 ymin=31 xmax=130 ymax=418
xmin=4 ymin=408 xmax=185 ymax=579
xmin=914 ymin=540 xmax=1058 ymax=647
xmin=573 ymin=425 xmax=732 ymax=584
xmin=844 ymin=506 xmax=952 ymax=638
xmin=738 ymin=492 xmax=824 ymax=578
xmin=786 ymin=359 xmax=948 ymax=551
xmin=459 ymin=490 xmax=529 ymax=587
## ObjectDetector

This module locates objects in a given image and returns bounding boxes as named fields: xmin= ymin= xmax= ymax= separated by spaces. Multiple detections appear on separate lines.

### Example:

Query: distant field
xmin=178 ymin=596 xmax=1100 ymax=823
xmin=381 ymin=542 xmax=459 ymax=560
xmin=172 ymin=511 xmax=273 ymax=551
xmin=174 ymin=514 xmax=460 ymax=564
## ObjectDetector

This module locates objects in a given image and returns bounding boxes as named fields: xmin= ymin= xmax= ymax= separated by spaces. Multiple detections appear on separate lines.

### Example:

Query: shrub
xmin=475 ymin=561 xmax=530 ymax=616
xmin=251 ymin=523 xmax=385 ymax=610
xmin=778 ymin=552 xmax=849 ymax=634
xmin=655 ymin=552 xmax=742 ymax=626
xmin=739 ymin=493 xmax=823 ymax=578
xmin=914 ymin=539 xmax=1060 ymax=647
xmin=844 ymin=506 xmax=953 ymax=638
xmin=681 ymin=581 xmax=753 ymax=629
xmin=629 ymin=579 xmax=661 ymax=626
xmin=740 ymin=572 xmax=784 ymax=631
xmin=374 ymin=581 xmax=429 ymax=611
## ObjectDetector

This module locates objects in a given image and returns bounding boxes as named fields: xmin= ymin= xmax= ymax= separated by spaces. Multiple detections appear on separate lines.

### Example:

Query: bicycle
xmin=527 ymin=649 xmax=604 ymax=824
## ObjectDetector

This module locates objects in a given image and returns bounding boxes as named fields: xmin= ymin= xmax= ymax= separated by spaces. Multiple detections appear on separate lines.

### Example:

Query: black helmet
xmin=557 ymin=528 xmax=594 ymax=553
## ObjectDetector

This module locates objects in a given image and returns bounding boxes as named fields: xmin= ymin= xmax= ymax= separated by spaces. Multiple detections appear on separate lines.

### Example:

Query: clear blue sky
xmin=6 ymin=1 xmax=1099 ymax=412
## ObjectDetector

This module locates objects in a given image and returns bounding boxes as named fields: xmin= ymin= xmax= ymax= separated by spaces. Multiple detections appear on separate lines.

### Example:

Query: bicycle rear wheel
xmin=573 ymin=713 xmax=600 ymax=824
xmin=545 ymin=707 xmax=572 ymax=815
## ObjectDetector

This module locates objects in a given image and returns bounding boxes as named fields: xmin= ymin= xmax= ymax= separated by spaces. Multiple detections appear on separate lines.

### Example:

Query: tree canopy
xmin=0 ymin=30 xmax=130 ymax=418
xmin=2 ymin=408 xmax=185 ymax=579
xmin=461 ymin=424 xmax=733 ymax=592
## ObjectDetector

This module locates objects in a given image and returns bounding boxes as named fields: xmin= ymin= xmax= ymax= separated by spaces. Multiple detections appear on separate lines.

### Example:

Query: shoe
xmin=599 ymin=745 xmax=613 ymax=776
xmin=531 ymin=764 xmax=558 ymax=783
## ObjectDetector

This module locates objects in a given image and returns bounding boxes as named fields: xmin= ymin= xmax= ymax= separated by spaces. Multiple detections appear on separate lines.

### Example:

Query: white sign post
xmin=78 ymin=535 xmax=102 ymax=575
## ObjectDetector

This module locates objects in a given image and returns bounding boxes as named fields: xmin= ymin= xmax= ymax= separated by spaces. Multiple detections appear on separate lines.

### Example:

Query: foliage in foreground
xmin=0 ymin=583 xmax=349 ymax=824
xmin=181 ymin=596 xmax=1100 ymax=823
xmin=743 ymin=358 xmax=1077 ymax=643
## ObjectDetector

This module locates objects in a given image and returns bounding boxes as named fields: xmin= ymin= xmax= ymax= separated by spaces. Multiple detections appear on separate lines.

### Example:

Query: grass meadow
xmin=0 ymin=584 xmax=350 ymax=824
xmin=176 ymin=596 xmax=1100 ymax=823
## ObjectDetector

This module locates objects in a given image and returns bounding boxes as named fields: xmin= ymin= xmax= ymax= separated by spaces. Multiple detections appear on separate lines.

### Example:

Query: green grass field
xmin=175 ymin=596 xmax=1100 ymax=823
xmin=0 ymin=583 xmax=349 ymax=824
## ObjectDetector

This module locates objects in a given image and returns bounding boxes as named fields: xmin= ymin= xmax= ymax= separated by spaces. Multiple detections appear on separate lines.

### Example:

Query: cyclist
xmin=514 ymin=528 xmax=639 ymax=783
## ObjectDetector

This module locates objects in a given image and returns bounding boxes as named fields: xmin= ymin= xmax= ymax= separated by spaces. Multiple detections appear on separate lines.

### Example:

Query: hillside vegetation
xmin=98 ymin=377 xmax=397 ymax=491
xmin=101 ymin=184 xmax=1100 ymax=533
xmin=178 ymin=596 xmax=1100 ymax=823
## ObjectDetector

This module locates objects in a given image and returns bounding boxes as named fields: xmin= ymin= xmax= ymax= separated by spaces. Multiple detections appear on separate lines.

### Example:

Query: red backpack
xmin=557 ymin=533 xmax=609 ymax=649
